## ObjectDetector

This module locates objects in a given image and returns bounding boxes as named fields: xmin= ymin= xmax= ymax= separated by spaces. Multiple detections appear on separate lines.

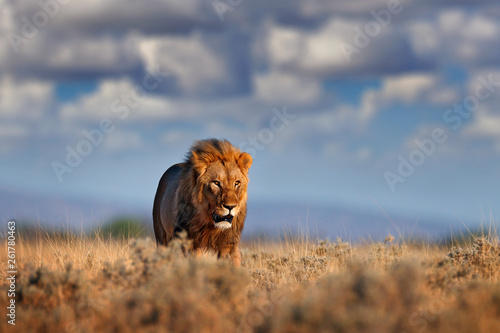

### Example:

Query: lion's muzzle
xmin=212 ymin=212 xmax=233 ymax=224
xmin=212 ymin=212 xmax=233 ymax=230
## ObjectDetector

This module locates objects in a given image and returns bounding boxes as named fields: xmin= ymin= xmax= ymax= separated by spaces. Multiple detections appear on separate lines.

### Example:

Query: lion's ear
xmin=191 ymin=151 xmax=208 ymax=176
xmin=238 ymin=152 xmax=252 ymax=174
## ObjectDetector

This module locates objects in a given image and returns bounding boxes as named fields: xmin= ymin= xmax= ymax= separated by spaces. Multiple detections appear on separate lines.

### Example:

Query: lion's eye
xmin=212 ymin=181 xmax=221 ymax=187
xmin=235 ymin=180 xmax=241 ymax=187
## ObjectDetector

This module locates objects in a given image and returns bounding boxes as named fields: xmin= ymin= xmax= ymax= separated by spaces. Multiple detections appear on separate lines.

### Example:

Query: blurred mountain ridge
xmin=0 ymin=187 xmax=478 ymax=242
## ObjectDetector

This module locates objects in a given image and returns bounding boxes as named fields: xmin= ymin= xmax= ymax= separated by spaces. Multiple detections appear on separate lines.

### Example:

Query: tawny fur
xmin=153 ymin=139 xmax=252 ymax=266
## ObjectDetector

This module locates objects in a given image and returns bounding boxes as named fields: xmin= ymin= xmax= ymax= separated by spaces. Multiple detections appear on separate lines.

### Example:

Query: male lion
xmin=153 ymin=139 xmax=252 ymax=266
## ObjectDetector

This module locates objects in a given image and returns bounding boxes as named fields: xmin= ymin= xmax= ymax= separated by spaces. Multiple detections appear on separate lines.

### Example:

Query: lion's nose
xmin=223 ymin=204 xmax=236 ymax=212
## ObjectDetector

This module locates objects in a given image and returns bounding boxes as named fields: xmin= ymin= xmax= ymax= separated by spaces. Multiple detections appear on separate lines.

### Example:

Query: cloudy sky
xmin=1 ymin=0 xmax=500 ymax=225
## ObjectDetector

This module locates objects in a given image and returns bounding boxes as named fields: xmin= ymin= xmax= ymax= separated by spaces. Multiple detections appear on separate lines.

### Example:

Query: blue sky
xmin=1 ymin=0 xmax=500 ymax=225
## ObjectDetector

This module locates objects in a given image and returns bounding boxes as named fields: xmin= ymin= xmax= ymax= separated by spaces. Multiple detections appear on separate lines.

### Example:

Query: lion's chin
xmin=214 ymin=221 xmax=232 ymax=230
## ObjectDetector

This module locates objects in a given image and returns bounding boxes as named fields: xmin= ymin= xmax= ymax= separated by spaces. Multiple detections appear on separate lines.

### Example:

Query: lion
xmin=152 ymin=139 xmax=252 ymax=266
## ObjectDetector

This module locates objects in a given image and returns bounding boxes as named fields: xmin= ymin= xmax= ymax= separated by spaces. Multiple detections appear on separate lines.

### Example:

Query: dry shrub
xmin=264 ymin=262 xmax=422 ymax=333
xmin=1 ymin=235 xmax=500 ymax=333
xmin=4 ymin=237 xmax=251 ymax=333
xmin=447 ymin=237 xmax=500 ymax=280
xmin=16 ymin=263 xmax=88 ymax=309
xmin=312 ymin=239 xmax=352 ymax=259
xmin=369 ymin=242 xmax=407 ymax=269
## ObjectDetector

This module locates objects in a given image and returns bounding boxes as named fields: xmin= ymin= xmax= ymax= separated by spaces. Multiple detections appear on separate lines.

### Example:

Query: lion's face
xmin=195 ymin=153 xmax=252 ymax=230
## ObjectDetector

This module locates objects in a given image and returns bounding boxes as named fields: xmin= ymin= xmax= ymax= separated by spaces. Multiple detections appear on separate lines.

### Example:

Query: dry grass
xmin=1 ymin=231 xmax=500 ymax=333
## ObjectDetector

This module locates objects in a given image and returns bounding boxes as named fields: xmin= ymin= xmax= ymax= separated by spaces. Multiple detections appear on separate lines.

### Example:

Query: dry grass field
xmin=1 ymin=229 xmax=500 ymax=333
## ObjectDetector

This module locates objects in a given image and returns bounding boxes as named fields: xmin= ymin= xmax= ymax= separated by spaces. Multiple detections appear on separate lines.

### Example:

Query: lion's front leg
xmin=218 ymin=246 xmax=241 ymax=267
xmin=230 ymin=244 xmax=241 ymax=267
xmin=217 ymin=247 xmax=230 ymax=261
xmin=193 ymin=248 xmax=203 ymax=258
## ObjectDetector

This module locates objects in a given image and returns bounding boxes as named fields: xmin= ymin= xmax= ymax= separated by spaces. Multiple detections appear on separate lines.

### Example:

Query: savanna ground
xmin=1 ymin=226 xmax=500 ymax=333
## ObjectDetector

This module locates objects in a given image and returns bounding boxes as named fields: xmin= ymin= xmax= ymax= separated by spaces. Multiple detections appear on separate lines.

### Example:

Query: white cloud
xmin=269 ymin=105 xmax=371 ymax=160
xmin=102 ymin=130 xmax=144 ymax=152
xmin=0 ymin=76 xmax=54 ymax=119
xmin=254 ymin=70 xmax=321 ymax=104
xmin=0 ymin=124 xmax=27 ymax=138
xmin=0 ymin=1 xmax=15 ymax=30
xmin=138 ymin=33 xmax=229 ymax=95
xmin=265 ymin=19 xmax=359 ymax=75
xmin=3 ymin=32 xmax=140 ymax=78
xmin=402 ymin=69 xmax=500 ymax=159
xmin=299 ymin=0 xmax=395 ymax=17
xmin=439 ymin=10 xmax=496 ymax=41
xmin=60 ymin=78 xmax=177 ymax=121
xmin=379 ymin=74 xmax=437 ymax=103
xmin=60 ymin=79 xmax=280 ymax=126
xmin=45 ymin=35 xmax=139 ymax=73
xmin=60 ymin=79 xmax=132 ymax=119
xmin=464 ymin=110 xmax=500 ymax=139
xmin=408 ymin=21 xmax=439 ymax=60
xmin=3 ymin=0 xmax=500 ymax=164
xmin=356 ymin=147 xmax=372 ymax=161
xmin=409 ymin=10 xmax=500 ymax=66
xmin=161 ymin=131 xmax=196 ymax=146
xmin=461 ymin=71 xmax=500 ymax=150
xmin=438 ymin=10 xmax=464 ymax=35
xmin=0 ymin=76 xmax=54 ymax=155
xmin=0 ymin=1 xmax=215 ymax=82
xmin=463 ymin=14 xmax=497 ymax=40
xmin=357 ymin=73 xmax=450 ymax=122
xmin=265 ymin=26 xmax=304 ymax=68
xmin=403 ymin=124 xmax=449 ymax=153
xmin=0 ymin=122 xmax=30 ymax=153
xmin=263 ymin=15 xmax=428 ymax=78
xmin=7 ymin=0 xmax=211 ymax=34
xmin=467 ymin=70 xmax=500 ymax=98
xmin=427 ymin=87 xmax=459 ymax=105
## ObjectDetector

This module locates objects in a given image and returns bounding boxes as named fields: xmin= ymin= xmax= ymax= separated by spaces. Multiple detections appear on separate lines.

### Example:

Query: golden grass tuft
xmin=1 ymin=231 xmax=500 ymax=332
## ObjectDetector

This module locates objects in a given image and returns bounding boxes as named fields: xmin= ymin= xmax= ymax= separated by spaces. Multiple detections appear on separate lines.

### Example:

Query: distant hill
xmin=244 ymin=202 xmax=462 ymax=242
xmin=0 ymin=187 xmax=150 ymax=230
xmin=96 ymin=217 xmax=153 ymax=239
xmin=0 ymin=187 xmax=486 ymax=242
